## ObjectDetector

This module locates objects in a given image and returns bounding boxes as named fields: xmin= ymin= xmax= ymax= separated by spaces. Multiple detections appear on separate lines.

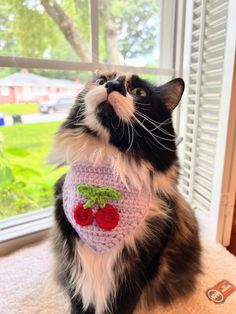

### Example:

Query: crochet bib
xmin=63 ymin=163 xmax=151 ymax=253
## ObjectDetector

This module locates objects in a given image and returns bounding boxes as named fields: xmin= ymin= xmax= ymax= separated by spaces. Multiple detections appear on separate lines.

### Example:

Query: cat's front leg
xmin=105 ymin=288 xmax=141 ymax=314
xmin=70 ymin=296 xmax=95 ymax=314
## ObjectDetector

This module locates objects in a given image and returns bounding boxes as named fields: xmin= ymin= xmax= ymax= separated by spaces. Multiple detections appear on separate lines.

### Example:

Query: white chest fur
xmin=70 ymin=241 xmax=121 ymax=314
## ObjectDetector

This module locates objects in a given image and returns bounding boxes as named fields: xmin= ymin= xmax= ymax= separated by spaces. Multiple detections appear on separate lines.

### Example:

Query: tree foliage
xmin=0 ymin=0 xmax=78 ymax=59
xmin=112 ymin=0 xmax=159 ymax=63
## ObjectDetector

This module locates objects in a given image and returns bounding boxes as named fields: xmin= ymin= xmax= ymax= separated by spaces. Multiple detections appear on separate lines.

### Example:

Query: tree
xmin=113 ymin=0 xmax=159 ymax=64
xmin=0 ymin=0 xmax=89 ymax=61
xmin=99 ymin=0 xmax=120 ymax=64
xmin=40 ymin=0 xmax=90 ymax=62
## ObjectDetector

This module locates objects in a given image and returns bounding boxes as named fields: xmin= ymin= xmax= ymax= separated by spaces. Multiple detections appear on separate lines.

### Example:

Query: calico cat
xmin=50 ymin=72 xmax=201 ymax=314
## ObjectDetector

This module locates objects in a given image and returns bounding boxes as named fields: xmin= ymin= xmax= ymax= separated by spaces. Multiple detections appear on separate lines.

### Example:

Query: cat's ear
xmin=159 ymin=78 xmax=185 ymax=111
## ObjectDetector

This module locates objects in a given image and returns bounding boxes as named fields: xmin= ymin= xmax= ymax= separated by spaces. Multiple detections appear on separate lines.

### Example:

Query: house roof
xmin=0 ymin=72 xmax=83 ymax=89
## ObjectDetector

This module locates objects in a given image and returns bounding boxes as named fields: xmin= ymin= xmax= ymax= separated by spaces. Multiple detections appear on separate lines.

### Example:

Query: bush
xmin=0 ymin=134 xmax=53 ymax=218
xmin=0 ymin=124 xmax=66 ymax=219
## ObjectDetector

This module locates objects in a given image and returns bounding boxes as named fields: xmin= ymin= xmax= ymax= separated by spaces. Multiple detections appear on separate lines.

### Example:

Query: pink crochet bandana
xmin=63 ymin=163 xmax=151 ymax=253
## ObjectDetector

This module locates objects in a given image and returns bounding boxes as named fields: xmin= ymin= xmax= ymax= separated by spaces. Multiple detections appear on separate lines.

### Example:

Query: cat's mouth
xmin=100 ymin=100 xmax=110 ymax=107
xmin=98 ymin=91 xmax=135 ymax=123
xmin=96 ymin=100 xmax=112 ymax=114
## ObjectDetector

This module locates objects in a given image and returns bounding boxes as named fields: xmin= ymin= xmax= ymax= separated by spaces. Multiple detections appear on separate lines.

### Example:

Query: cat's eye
xmin=129 ymin=87 xmax=147 ymax=97
xmin=96 ymin=78 xmax=106 ymax=85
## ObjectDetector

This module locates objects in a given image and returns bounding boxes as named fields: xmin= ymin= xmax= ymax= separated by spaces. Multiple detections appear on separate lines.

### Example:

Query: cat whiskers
xmin=137 ymin=107 xmax=152 ymax=112
xmin=127 ymin=123 xmax=131 ymax=144
xmin=75 ymin=104 xmax=86 ymax=119
xmin=134 ymin=100 xmax=151 ymax=106
xmin=135 ymin=117 xmax=176 ymax=143
xmin=126 ymin=123 xmax=135 ymax=152
xmin=135 ymin=110 xmax=172 ymax=128
xmin=132 ymin=115 xmax=176 ymax=152
xmin=111 ymin=116 xmax=122 ymax=134
xmin=135 ymin=111 xmax=176 ymax=138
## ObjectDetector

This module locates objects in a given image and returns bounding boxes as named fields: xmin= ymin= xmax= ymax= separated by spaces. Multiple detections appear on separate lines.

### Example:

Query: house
xmin=0 ymin=70 xmax=83 ymax=104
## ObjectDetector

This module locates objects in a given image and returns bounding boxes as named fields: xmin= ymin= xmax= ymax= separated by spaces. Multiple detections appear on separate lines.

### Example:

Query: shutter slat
xmin=193 ymin=190 xmax=211 ymax=209
xmin=207 ymin=0 xmax=227 ymax=13
xmin=194 ymin=182 xmax=212 ymax=200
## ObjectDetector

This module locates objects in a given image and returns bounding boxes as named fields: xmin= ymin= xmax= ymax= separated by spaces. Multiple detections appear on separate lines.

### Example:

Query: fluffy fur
xmin=51 ymin=72 xmax=201 ymax=314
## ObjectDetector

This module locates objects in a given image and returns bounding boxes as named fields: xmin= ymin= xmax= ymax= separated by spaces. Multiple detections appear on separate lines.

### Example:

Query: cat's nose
xmin=105 ymin=80 xmax=126 ymax=96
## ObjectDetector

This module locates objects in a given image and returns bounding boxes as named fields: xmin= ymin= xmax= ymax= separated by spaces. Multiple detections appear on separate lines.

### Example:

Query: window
xmin=1 ymin=86 xmax=9 ymax=96
xmin=32 ymin=87 xmax=48 ymax=96
xmin=22 ymin=87 xmax=32 ymax=101
xmin=1 ymin=0 xmax=234 ymax=251
xmin=0 ymin=0 xmax=177 ymax=251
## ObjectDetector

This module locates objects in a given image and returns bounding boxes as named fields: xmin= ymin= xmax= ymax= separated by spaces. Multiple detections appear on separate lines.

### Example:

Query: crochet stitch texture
xmin=63 ymin=163 xmax=151 ymax=253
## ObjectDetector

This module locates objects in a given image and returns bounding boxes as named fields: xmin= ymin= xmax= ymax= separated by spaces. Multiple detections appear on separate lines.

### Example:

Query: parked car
xmin=39 ymin=95 xmax=74 ymax=114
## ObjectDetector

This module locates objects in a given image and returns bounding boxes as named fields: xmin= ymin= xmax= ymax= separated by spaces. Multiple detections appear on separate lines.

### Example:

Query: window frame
xmin=0 ymin=0 xmax=180 ymax=254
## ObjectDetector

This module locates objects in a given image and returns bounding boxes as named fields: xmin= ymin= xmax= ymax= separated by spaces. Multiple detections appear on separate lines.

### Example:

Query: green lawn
xmin=0 ymin=121 xmax=67 ymax=219
xmin=0 ymin=103 xmax=38 ymax=115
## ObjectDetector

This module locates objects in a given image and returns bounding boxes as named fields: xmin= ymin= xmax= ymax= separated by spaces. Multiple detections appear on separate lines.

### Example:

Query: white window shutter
xmin=178 ymin=0 xmax=236 ymax=240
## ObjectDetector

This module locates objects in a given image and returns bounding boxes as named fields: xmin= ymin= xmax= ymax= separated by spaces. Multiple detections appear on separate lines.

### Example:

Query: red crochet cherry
xmin=95 ymin=204 xmax=119 ymax=231
xmin=73 ymin=203 xmax=93 ymax=226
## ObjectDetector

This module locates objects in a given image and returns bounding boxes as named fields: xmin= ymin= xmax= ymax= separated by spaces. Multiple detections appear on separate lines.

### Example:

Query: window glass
xmin=0 ymin=1 xmax=161 ymax=67
xmin=0 ymin=0 xmax=91 ymax=62
xmin=1 ymin=86 xmax=9 ymax=96
xmin=0 ymin=67 xmax=91 ymax=220
xmin=99 ymin=0 xmax=161 ymax=67
xmin=0 ymin=0 xmax=163 ymax=221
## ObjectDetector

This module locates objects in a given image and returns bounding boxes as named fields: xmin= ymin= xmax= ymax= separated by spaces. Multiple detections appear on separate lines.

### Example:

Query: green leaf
xmin=0 ymin=154 xmax=8 ymax=167
xmin=98 ymin=187 xmax=122 ymax=200
xmin=6 ymin=147 xmax=30 ymax=157
xmin=0 ymin=166 xmax=14 ymax=187
xmin=23 ymin=167 xmax=41 ymax=176
xmin=78 ymin=184 xmax=98 ymax=198
xmin=13 ymin=181 xmax=26 ymax=188
xmin=12 ymin=164 xmax=41 ymax=179
xmin=77 ymin=184 xmax=122 ymax=208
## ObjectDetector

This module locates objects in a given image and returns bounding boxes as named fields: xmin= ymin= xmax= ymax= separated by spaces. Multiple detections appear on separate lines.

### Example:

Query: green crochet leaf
xmin=78 ymin=184 xmax=98 ymax=197
xmin=77 ymin=184 xmax=122 ymax=208
xmin=97 ymin=186 xmax=122 ymax=200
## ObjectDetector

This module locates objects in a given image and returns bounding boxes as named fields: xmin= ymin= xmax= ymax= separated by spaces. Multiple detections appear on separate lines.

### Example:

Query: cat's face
xmin=56 ymin=72 xmax=184 ymax=172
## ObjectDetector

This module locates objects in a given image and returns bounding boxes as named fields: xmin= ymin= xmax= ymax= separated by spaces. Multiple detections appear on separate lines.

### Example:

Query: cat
xmin=50 ymin=72 xmax=201 ymax=314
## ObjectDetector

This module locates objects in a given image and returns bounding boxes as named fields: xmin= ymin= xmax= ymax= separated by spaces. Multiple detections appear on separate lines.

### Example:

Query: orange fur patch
xmin=108 ymin=91 xmax=135 ymax=122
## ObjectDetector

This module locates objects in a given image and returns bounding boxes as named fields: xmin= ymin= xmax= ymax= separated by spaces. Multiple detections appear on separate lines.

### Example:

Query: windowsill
xmin=0 ymin=207 xmax=53 ymax=256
